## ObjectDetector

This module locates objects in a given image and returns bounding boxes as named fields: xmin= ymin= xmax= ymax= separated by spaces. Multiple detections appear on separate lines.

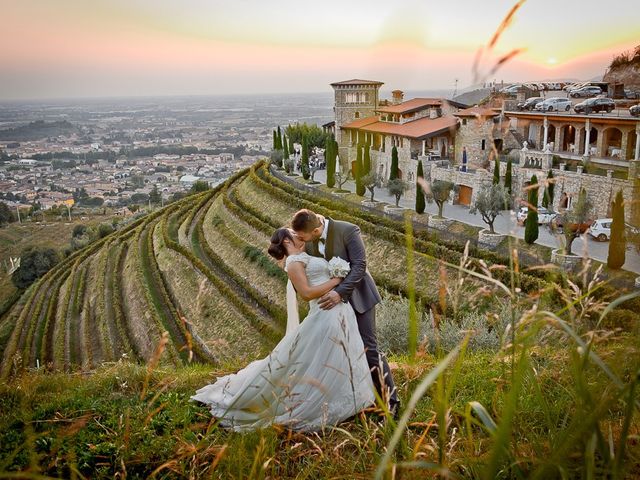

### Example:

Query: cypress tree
xmin=282 ymin=133 xmax=289 ymax=163
xmin=390 ymin=145 xmax=399 ymax=180
xmin=547 ymin=170 xmax=555 ymax=207
xmin=272 ymin=130 xmax=277 ymax=150
xmin=301 ymin=134 xmax=310 ymax=180
xmin=607 ymin=189 xmax=626 ymax=269
xmin=326 ymin=137 xmax=336 ymax=188
xmin=504 ymin=158 xmax=512 ymax=194
xmin=363 ymin=141 xmax=371 ymax=175
xmin=289 ymin=135 xmax=294 ymax=156
xmin=493 ymin=155 xmax=500 ymax=185
xmin=355 ymin=144 xmax=365 ymax=196
xmin=524 ymin=175 xmax=539 ymax=244
xmin=276 ymin=126 xmax=283 ymax=150
xmin=415 ymin=160 xmax=426 ymax=214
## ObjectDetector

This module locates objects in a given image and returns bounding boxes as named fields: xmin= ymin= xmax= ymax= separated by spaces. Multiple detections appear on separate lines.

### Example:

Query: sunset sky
xmin=1 ymin=0 xmax=638 ymax=100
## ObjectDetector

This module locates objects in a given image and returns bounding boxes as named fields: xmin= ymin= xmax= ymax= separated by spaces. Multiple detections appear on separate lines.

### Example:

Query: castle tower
xmin=331 ymin=79 xmax=383 ymax=163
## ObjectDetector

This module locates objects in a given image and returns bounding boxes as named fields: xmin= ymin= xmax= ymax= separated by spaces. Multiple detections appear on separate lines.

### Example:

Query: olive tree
xmin=470 ymin=183 xmax=509 ymax=234
xmin=387 ymin=178 xmax=408 ymax=207
xmin=559 ymin=188 xmax=592 ymax=255
xmin=361 ymin=172 xmax=382 ymax=202
xmin=419 ymin=179 xmax=454 ymax=218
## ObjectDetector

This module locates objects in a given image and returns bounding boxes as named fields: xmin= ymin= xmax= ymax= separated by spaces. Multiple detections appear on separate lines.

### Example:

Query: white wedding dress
xmin=191 ymin=252 xmax=375 ymax=432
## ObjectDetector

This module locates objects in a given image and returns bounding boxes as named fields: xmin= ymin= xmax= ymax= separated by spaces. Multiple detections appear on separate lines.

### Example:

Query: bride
xmin=191 ymin=227 xmax=375 ymax=432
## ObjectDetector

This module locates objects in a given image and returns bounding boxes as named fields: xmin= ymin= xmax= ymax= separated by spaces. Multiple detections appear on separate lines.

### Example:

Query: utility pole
xmin=66 ymin=204 xmax=71 ymax=221
xmin=16 ymin=205 xmax=21 ymax=224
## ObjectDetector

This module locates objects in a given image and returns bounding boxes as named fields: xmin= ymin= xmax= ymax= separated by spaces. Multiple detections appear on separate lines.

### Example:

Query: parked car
xmin=535 ymin=97 xmax=572 ymax=112
xmin=516 ymin=206 xmax=558 ymax=225
xmin=570 ymin=86 xmax=602 ymax=98
xmin=565 ymin=82 xmax=588 ymax=93
xmin=516 ymin=97 xmax=544 ymax=111
xmin=500 ymin=84 xmax=521 ymax=95
xmin=551 ymin=216 xmax=593 ymax=234
xmin=630 ymin=104 xmax=640 ymax=117
xmin=573 ymin=97 xmax=615 ymax=114
xmin=588 ymin=218 xmax=612 ymax=241
xmin=624 ymin=89 xmax=640 ymax=99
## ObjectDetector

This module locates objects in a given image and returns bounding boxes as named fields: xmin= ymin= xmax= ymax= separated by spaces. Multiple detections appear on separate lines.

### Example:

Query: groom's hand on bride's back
xmin=319 ymin=290 xmax=342 ymax=310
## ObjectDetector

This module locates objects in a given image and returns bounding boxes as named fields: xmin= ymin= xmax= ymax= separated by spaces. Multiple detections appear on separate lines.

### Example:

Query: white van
xmin=588 ymin=218 xmax=612 ymax=241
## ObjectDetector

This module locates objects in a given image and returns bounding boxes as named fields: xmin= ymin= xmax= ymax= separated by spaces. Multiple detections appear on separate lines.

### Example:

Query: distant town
xmin=0 ymin=94 xmax=333 ymax=216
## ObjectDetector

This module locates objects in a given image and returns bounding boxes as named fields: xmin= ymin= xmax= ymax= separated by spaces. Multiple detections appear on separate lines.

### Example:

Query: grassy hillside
xmin=0 ymin=161 xmax=639 ymax=478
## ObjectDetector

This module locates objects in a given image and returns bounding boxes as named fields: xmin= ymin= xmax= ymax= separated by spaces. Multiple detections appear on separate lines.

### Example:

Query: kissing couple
xmin=191 ymin=208 xmax=399 ymax=431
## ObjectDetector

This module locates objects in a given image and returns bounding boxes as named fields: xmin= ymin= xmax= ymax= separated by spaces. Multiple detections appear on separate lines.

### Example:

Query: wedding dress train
xmin=191 ymin=253 xmax=375 ymax=432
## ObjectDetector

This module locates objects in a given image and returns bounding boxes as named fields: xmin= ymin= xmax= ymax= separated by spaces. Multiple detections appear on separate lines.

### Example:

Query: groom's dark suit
xmin=305 ymin=217 xmax=398 ymax=407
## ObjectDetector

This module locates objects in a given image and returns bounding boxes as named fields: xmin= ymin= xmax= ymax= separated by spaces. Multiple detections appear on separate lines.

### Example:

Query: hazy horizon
xmin=1 ymin=0 xmax=637 ymax=100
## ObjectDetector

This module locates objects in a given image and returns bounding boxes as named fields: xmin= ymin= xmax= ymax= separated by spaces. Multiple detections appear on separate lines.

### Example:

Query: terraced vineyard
xmin=0 ymin=161 xmax=541 ymax=377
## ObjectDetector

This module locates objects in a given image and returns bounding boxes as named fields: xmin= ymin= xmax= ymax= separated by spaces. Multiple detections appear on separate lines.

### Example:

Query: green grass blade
xmin=375 ymin=340 xmax=466 ymax=480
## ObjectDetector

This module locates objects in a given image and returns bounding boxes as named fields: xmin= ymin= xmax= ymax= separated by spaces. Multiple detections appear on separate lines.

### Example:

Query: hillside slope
xmin=1 ymin=160 xmax=540 ymax=377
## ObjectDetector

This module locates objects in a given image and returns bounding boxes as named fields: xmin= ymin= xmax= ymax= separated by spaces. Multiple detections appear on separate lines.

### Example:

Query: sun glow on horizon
xmin=0 ymin=0 xmax=638 ymax=99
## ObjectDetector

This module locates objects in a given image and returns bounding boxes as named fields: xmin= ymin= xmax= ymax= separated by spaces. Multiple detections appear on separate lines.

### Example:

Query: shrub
xmin=97 ymin=223 xmax=114 ymax=239
xmin=524 ymin=175 xmax=539 ymax=245
xmin=607 ymin=190 xmax=625 ymax=269
xmin=415 ymin=161 xmax=425 ymax=214
xmin=12 ymin=247 xmax=60 ymax=290
xmin=376 ymin=296 xmax=507 ymax=354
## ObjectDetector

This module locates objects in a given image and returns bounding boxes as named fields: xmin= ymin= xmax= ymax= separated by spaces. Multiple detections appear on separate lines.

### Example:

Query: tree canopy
xmin=12 ymin=247 xmax=60 ymax=290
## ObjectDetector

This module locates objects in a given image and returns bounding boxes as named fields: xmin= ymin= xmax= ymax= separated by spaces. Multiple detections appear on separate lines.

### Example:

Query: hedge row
xmin=161 ymin=207 xmax=282 ymax=345
xmin=131 ymin=223 xmax=180 ymax=366
xmin=53 ymin=260 xmax=78 ymax=370
xmin=19 ymin=276 xmax=54 ymax=368
xmin=73 ymin=262 xmax=92 ymax=368
xmin=37 ymin=268 xmax=71 ymax=367
xmin=222 ymin=182 xmax=275 ymax=236
xmin=195 ymin=205 xmax=287 ymax=330
xmin=157 ymin=215 xmax=220 ymax=364
xmin=108 ymin=240 xmax=139 ymax=362
xmin=150 ymin=218 xmax=217 ymax=364
xmin=76 ymin=262 xmax=93 ymax=369
xmin=135 ymin=221 xmax=183 ymax=365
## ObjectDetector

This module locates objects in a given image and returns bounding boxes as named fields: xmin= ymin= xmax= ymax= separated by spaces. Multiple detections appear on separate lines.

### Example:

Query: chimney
xmin=391 ymin=90 xmax=404 ymax=105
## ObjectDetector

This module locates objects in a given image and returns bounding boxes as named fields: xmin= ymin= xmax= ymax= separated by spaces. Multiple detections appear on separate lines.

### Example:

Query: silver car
xmin=535 ymin=97 xmax=572 ymax=112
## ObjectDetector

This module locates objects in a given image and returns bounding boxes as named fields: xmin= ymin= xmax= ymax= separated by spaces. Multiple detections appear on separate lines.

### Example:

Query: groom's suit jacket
xmin=305 ymin=218 xmax=381 ymax=314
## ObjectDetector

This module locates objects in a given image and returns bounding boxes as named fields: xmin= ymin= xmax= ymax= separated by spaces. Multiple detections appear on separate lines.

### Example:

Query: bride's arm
xmin=287 ymin=262 xmax=341 ymax=301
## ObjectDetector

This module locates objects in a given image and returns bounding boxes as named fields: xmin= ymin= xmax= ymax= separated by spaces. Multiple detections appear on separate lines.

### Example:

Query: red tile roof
xmin=341 ymin=117 xmax=379 ymax=129
xmin=376 ymin=98 xmax=442 ymax=114
xmin=330 ymin=79 xmax=384 ymax=86
xmin=342 ymin=115 xmax=458 ymax=139
xmin=453 ymin=106 xmax=500 ymax=117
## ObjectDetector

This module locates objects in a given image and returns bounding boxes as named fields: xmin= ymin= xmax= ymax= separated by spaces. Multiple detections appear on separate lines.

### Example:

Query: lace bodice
xmin=285 ymin=252 xmax=331 ymax=287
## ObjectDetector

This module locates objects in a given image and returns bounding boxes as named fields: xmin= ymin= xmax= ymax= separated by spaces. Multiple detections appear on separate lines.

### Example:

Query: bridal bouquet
xmin=328 ymin=257 xmax=350 ymax=278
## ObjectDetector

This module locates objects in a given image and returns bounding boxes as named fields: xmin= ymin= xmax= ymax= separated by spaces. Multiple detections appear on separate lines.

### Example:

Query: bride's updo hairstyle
xmin=268 ymin=228 xmax=294 ymax=260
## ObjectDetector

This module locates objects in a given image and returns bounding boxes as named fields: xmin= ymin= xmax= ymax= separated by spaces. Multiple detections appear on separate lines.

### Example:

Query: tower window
xmin=462 ymin=118 xmax=467 ymax=126
xmin=355 ymin=112 xmax=360 ymax=119
xmin=481 ymin=139 xmax=486 ymax=150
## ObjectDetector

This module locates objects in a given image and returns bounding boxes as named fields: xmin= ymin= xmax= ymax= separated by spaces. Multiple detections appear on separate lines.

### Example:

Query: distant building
xmin=179 ymin=174 xmax=200 ymax=185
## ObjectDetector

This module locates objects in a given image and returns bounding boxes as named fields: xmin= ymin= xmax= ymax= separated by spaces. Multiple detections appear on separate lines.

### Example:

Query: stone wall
xmin=454 ymin=117 xmax=496 ymax=168
xmin=497 ymin=161 xmax=635 ymax=221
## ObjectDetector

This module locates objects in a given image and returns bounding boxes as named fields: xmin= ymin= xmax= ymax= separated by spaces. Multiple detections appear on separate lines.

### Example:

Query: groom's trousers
xmin=356 ymin=306 xmax=398 ymax=406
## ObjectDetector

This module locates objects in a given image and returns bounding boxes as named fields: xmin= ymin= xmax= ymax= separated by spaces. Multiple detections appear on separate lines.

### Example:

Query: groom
xmin=291 ymin=209 xmax=399 ymax=417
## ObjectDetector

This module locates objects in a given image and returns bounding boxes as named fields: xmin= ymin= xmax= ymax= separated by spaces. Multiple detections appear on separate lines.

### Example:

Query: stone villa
xmin=331 ymin=79 xmax=640 ymax=220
